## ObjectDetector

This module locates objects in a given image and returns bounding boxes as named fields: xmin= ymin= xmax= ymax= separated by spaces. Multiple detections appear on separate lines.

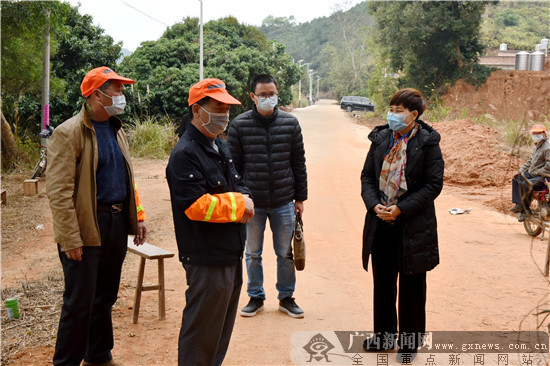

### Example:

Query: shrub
xmin=125 ymin=115 xmax=178 ymax=159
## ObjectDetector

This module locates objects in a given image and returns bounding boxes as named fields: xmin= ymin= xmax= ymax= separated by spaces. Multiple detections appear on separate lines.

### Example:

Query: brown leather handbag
xmin=293 ymin=212 xmax=305 ymax=271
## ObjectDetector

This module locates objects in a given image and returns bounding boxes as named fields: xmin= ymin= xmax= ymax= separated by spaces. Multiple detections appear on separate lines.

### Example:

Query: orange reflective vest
xmin=134 ymin=182 xmax=147 ymax=221
xmin=185 ymin=192 xmax=245 ymax=223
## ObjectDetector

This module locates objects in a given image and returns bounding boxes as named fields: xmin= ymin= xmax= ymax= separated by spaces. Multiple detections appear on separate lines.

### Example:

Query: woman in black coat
xmin=360 ymin=88 xmax=444 ymax=362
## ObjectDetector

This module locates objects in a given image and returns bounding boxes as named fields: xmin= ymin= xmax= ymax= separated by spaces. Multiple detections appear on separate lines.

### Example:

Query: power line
xmin=118 ymin=0 xmax=169 ymax=27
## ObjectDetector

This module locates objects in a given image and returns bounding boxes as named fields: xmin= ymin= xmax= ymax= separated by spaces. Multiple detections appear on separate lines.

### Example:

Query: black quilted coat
xmin=227 ymin=106 xmax=307 ymax=208
xmin=361 ymin=120 xmax=444 ymax=274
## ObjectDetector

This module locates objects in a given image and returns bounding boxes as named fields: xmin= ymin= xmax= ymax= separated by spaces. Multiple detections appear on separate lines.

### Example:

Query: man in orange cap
xmin=166 ymin=78 xmax=254 ymax=365
xmin=511 ymin=124 xmax=550 ymax=222
xmin=47 ymin=66 xmax=147 ymax=365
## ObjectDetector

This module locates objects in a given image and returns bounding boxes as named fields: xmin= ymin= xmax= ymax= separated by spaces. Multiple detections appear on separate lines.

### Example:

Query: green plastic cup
xmin=5 ymin=297 xmax=20 ymax=319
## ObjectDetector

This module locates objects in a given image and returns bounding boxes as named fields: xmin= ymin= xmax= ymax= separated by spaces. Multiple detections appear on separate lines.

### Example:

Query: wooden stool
xmin=23 ymin=179 xmax=38 ymax=196
xmin=127 ymin=237 xmax=175 ymax=324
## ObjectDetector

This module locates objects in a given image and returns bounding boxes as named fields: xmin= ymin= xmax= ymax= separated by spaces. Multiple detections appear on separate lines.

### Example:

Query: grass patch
xmin=503 ymin=120 xmax=531 ymax=148
xmin=424 ymin=99 xmax=451 ymax=122
xmin=125 ymin=115 xmax=178 ymax=159
xmin=1 ymin=271 xmax=64 ymax=365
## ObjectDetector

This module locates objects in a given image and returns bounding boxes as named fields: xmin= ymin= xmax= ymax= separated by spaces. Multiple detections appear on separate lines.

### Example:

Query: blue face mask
xmin=387 ymin=111 xmax=413 ymax=132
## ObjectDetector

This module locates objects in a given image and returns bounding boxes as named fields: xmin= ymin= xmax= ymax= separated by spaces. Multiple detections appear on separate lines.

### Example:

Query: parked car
xmin=340 ymin=96 xmax=375 ymax=112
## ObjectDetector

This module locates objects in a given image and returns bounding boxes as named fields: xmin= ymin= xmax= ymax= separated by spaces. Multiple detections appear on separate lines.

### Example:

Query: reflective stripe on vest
xmin=203 ymin=196 xmax=218 ymax=222
xmin=228 ymin=192 xmax=237 ymax=222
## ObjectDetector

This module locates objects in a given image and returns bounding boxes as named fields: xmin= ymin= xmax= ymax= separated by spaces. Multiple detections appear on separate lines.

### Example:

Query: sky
xmin=66 ymin=0 xmax=362 ymax=51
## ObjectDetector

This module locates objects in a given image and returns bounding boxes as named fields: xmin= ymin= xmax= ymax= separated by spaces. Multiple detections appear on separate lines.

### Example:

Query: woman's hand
xmin=373 ymin=204 xmax=387 ymax=216
xmin=375 ymin=204 xmax=401 ymax=222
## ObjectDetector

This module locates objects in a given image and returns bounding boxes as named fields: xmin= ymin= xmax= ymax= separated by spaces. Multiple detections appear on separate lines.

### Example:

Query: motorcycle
xmin=31 ymin=125 xmax=54 ymax=179
xmin=523 ymin=184 xmax=550 ymax=238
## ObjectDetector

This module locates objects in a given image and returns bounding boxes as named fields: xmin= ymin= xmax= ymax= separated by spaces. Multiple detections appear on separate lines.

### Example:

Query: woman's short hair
xmin=389 ymin=88 xmax=426 ymax=119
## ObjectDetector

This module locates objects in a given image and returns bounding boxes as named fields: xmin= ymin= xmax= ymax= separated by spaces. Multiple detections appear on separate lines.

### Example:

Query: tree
xmin=260 ymin=1 xmax=375 ymax=99
xmin=50 ymin=4 xmax=122 ymax=125
xmin=1 ymin=1 xmax=68 ymax=170
xmin=480 ymin=1 xmax=550 ymax=50
xmin=368 ymin=1 xmax=492 ymax=96
xmin=1 ymin=1 xmax=122 ymax=129
xmin=119 ymin=17 xmax=301 ymax=121
xmin=1 ymin=1 xmax=122 ymax=170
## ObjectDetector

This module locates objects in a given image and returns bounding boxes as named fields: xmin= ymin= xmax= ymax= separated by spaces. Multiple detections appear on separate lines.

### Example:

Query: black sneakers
xmin=240 ymin=297 xmax=264 ymax=317
xmin=278 ymin=297 xmax=304 ymax=318
xmin=241 ymin=297 xmax=304 ymax=318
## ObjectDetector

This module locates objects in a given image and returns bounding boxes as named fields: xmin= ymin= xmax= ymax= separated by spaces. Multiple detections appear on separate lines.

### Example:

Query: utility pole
xmin=300 ymin=62 xmax=310 ymax=108
xmin=308 ymin=70 xmax=315 ymax=106
xmin=199 ymin=0 xmax=203 ymax=80
xmin=308 ymin=71 xmax=312 ymax=106
xmin=42 ymin=8 xmax=50 ymax=130
xmin=297 ymin=60 xmax=304 ymax=108
xmin=316 ymin=75 xmax=321 ymax=101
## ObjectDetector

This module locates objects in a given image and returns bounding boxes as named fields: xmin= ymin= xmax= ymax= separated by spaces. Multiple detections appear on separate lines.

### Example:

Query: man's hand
xmin=239 ymin=195 xmax=255 ymax=223
xmin=134 ymin=221 xmax=147 ymax=245
xmin=513 ymin=171 xmax=520 ymax=178
xmin=295 ymin=201 xmax=305 ymax=215
xmin=65 ymin=247 xmax=83 ymax=261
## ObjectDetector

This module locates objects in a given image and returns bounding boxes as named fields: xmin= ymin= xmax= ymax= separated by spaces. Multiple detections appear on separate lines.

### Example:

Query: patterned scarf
xmin=379 ymin=124 xmax=419 ymax=206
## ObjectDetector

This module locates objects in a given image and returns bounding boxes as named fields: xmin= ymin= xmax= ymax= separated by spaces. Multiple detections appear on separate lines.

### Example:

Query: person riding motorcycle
xmin=511 ymin=124 xmax=550 ymax=222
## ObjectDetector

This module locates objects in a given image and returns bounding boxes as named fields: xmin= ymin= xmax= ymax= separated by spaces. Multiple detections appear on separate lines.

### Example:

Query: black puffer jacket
xmin=361 ymin=120 xmax=444 ymax=274
xmin=227 ymin=106 xmax=307 ymax=208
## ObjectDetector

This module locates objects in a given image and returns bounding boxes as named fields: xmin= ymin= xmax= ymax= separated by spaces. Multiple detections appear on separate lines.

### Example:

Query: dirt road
xmin=5 ymin=100 xmax=549 ymax=365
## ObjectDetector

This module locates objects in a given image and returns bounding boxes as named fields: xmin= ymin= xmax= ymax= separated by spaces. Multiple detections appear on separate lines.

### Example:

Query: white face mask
xmin=532 ymin=134 xmax=545 ymax=143
xmin=255 ymin=95 xmax=278 ymax=112
xmin=97 ymin=89 xmax=126 ymax=116
xmin=198 ymin=105 xmax=230 ymax=135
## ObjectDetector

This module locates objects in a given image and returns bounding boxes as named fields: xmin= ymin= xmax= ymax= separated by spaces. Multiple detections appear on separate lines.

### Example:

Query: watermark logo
xmin=303 ymin=333 xmax=335 ymax=362
xmin=290 ymin=331 xmax=549 ymax=365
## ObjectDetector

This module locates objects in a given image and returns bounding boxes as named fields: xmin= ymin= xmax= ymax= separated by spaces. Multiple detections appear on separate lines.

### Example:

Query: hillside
xmin=481 ymin=1 xmax=550 ymax=50
xmin=260 ymin=0 xmax=550 ymax=99
xmin=260 ymin=1 xmax=374 ymax=71
xmin=261 ymin=1 xmax=549 ymax=64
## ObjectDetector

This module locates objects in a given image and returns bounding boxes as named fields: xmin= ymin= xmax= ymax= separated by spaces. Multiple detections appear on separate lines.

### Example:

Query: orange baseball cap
xmin=81 ymin=66 xmax=135 ymax=98
xmin=531 ymin=124 xmax=547 ymax=133
xmin=188 ymin=78 xmax=241 ymax=106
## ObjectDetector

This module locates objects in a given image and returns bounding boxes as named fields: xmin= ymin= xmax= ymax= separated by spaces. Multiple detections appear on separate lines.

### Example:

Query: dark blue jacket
xmin=361 ymin=120 xmax=444 ymax=274
xmin=166 ymin=125 xmax=251 ymax=266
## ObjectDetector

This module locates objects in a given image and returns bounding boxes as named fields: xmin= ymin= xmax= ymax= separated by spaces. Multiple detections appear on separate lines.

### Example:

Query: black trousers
xmin=53 ymin=211 xmax=128 ymax=366
xmin=512 ymin=172 xmax=547 ymax=210
xmin=371 ymin=221 xmax=426 ymax=351
xmin=178 ymin=262 xmax=242 ymax=366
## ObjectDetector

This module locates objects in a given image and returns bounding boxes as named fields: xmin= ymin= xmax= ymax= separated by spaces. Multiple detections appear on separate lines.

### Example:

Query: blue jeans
xmin=245 ymin=201 xmax=296 ymax=300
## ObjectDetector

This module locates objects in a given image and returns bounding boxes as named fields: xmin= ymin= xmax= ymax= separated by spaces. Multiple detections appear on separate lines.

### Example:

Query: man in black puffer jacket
xmin=227 ymin=74 xmax=308 ymax=318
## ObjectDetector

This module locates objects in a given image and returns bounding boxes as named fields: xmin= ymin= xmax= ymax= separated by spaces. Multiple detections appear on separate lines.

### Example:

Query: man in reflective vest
xmin=166 ymin=78 xmax=254 ymax=365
